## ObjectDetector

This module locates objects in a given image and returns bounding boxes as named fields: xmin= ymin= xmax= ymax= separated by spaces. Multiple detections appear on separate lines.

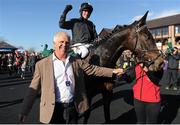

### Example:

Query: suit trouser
xmin=50 ymin=102 xmax=78 ymax=124
xmin=134 ymin=99 xmax=161 ymax=124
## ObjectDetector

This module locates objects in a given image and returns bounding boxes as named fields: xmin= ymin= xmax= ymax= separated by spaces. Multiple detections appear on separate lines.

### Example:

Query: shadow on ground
xmin=85 ymin=87 xmax=180 ymax=124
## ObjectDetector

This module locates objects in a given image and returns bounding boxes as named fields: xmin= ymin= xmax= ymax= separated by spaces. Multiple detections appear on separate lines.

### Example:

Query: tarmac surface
xmin=0 ymin=69 xmax=180 ymax=124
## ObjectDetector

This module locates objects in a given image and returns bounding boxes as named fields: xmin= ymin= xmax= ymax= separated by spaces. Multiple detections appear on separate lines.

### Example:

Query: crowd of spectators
xmin=0 ymin=50 xmax=42 ymax=78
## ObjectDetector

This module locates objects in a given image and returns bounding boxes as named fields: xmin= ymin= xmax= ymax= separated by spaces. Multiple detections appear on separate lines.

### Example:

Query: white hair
xmin=53 ymin=32 xmax=70 ymax=43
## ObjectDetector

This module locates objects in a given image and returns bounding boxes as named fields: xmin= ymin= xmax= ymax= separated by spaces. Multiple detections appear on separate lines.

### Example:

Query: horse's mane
xmin=91 ymin=24 xmax=130 ymax=48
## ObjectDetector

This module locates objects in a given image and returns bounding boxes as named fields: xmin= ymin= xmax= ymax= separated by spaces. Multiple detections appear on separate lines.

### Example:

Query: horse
xmin=81 ymin=11 xmax=164 ymax=123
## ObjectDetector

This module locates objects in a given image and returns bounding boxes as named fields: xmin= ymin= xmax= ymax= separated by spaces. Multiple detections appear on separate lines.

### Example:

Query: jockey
xmin=59 ymin=2 xmax=98 ymax=58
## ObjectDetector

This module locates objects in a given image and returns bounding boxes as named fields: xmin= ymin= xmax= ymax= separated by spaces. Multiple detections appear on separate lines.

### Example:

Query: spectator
xmin=41 ymin=44 xmax=54 ymax=58
xmin=59 ymin=2 xmax=98 ymax=58
xmin=0 ymin=54 xmax=7 ymax=70
xmin=7 ymin=53 xmax=14 ymax=76
xmin=14 ymin=51 xmax=23 ymax=76
xmin=165 ymin=47 xmax=180 ymax=90
xmin=21 ymin=51 xmax=29 ymax=79
xmin=125 ymin=63 xmax=163 ymax=123
xmin=28 ymin=52 xmax=37 ymax=75
xmin=19 ymin=32 xmax=124 ymax=124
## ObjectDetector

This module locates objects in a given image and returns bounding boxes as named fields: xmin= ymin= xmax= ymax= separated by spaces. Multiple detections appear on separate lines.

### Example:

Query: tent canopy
xmin=0 ymin=41 xmax=17 ymax=53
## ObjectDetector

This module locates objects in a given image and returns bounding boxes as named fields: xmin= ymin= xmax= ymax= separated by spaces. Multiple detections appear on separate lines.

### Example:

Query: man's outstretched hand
xmin=113 ymin=68 xmax=124 ymax=76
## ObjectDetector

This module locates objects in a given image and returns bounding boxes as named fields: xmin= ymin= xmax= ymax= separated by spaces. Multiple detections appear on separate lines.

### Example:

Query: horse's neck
xmin=87 ymin=40 xmax=124 ymax=67
xmin=87 ymin=27 xmax=132 ymax=67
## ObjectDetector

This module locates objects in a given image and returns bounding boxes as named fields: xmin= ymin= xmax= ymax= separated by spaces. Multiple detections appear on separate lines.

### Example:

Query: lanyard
xmin=64 ymin=65 xmax=71 ymax=87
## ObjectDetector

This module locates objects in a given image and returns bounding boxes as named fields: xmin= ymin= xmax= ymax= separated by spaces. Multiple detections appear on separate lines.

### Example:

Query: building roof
xmin=0 ymin=41 xmax=17 ymax=49
xmin=147 ymin=14 xmax=180 ymax=28
xmin=100 ymin=28 xmax=112 ymax=34
xmin=99 ymin=28 xmax=113 ymax=38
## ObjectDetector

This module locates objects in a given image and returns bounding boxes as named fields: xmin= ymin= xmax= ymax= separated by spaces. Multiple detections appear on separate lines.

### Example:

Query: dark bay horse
xmin=82 ymin=11 xmax=164 ymax=123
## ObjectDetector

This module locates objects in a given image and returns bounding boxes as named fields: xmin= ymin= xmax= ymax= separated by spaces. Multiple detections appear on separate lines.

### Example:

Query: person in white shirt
xmin=19 ymin=32 xmax=124 ymax=124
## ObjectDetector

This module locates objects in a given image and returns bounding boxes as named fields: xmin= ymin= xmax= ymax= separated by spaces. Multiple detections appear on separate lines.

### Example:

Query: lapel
xmin=45 ymin=55 xmax=55 ymax=91
xmin=69 ymin=55 xmax=77 ymax=77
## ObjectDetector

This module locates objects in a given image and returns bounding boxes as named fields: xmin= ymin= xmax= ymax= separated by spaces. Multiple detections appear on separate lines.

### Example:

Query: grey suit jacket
xmin=21 ymin=54 xmax=114 ymax=123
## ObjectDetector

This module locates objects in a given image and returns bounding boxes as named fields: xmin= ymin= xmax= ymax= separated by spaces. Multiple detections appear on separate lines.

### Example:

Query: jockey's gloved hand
xmin=63 ymin=5 xmax=72 ymax=15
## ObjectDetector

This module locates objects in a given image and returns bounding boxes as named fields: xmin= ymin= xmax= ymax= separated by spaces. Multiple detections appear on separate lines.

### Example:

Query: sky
xmin=0 ymin=0 xmax=180 ymax=52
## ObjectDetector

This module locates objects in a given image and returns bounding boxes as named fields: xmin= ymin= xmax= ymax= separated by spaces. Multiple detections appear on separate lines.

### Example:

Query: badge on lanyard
xmin=65 ymin=81 xmax=71 ymax=86
xmin=65 ymin=64 xmax=71 ymax=87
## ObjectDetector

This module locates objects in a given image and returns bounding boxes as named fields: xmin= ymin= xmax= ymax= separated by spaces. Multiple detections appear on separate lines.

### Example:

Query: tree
xmin=27 ymin=47 xmax=36 ymax=53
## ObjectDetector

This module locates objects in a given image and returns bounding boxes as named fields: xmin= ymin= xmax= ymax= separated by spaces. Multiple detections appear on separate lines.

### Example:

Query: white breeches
xmin=71 ymin=43 xmax=92 ymax=58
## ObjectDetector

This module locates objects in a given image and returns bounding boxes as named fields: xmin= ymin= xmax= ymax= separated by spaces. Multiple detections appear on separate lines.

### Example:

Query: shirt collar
xmin=52 ymin=52 xmax=70 ymax=63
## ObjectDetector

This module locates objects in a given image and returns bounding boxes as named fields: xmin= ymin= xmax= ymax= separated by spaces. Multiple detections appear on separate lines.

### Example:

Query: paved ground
xmin=0 ymin=70 xmax=180 ymax=124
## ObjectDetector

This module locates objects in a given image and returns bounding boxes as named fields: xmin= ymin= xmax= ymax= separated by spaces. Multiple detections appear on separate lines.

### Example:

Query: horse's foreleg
xmin=102 ymin=83 xmax=113 ymax=123
xmin=82 ymin=96 xmax=92 ymax=124
xmin=82 ymin=109 xmax=91 ymax=124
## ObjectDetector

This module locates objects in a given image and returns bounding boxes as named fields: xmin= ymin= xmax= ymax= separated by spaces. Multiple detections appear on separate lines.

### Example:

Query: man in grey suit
xmin=19 ymin=32 xmax=124 ymax=124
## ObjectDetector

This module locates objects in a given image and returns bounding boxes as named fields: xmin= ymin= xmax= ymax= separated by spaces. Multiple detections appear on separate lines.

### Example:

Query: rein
xmin=132 ymin=24 xmax=163 ymax=67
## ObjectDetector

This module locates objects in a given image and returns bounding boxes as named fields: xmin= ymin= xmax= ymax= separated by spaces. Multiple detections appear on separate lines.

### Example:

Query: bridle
xmin=132 ymin=24 xmax=163 ymax=67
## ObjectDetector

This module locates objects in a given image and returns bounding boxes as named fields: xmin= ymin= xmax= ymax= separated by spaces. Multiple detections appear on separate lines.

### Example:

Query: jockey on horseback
xmin=59 ymin=2 xmax=98 ymax=58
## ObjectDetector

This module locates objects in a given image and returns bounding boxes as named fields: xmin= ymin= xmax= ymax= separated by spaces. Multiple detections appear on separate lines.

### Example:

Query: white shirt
xmin=52 ymin=53 xmax=75 ymax=103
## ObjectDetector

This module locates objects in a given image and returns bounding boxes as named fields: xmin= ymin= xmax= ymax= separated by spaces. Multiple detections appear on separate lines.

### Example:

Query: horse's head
xmin=123 ymin=11 xmax=164 ymax=71
xmin=88 ymin=11 xmax=164 ymax=71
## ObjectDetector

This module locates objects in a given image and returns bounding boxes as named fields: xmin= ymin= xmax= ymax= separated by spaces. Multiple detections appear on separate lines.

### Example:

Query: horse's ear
xmin=137 ymin=11 xmax=149 ymax=27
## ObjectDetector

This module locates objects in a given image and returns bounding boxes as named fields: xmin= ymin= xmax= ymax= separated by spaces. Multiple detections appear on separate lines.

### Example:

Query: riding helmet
xmin=80 ymin=2 xmax=93 ymax=15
